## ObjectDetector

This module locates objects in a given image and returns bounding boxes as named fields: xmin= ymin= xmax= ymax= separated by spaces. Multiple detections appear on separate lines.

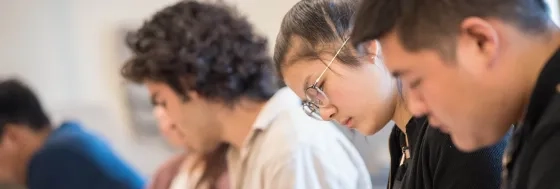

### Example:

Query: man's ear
xmin=458 ymin=17 xmax=499 ymax=69
xmin=363 ymin=40 xmax=380 ymax=64
xmin=366 ymin=40 xmax=380 ymax=54
xmin=0 ymin=124 xmax=20 ymax=148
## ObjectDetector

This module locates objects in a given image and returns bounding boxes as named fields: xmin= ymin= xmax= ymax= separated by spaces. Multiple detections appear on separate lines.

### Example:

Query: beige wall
xmin=0 ymin=0 xmax=303 ymax=176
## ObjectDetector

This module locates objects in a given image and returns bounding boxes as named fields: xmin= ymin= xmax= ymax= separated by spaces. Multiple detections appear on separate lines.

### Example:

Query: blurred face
xmin=0 ymin=137 xmax=19 ymax=183
xmin=378 ymin=18 xmax=521 ymax=151
xmin=153 ymin=106 xmax=186 ymax=148
xmin=282 ymin=38 xmax=398 ymax=135
xmin=146 ymin=81 xmax=223 ymax=154
xmin=0 ymin=126 xmax=32 ymax=184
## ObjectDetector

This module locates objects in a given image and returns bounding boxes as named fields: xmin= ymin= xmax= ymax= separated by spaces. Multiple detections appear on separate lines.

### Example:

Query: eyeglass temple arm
xmin=314 ymin=38 xmax=350 ymax=84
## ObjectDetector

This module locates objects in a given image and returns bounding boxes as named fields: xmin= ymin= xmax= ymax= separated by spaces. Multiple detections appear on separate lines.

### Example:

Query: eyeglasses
xmin=302 ymin=38 xmax=349 ymax=120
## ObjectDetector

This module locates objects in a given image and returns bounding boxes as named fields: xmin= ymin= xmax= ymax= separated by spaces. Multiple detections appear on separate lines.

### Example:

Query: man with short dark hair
xmin=0 ymin=79 xmax=144 ymax=189
xmin=122 ymin=1 xmax=372 ymax=188
xmin=351 ymin=0 xmax=560 ymax=188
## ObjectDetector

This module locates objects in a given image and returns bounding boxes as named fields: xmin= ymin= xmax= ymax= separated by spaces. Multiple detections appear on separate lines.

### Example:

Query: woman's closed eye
xmin=317 ymin=81 xmax=325 ymax=90
xmin=409 ymin=78 xmax=422 ymax=89
xmin=313 ymin=80 xmax=327 ymax=106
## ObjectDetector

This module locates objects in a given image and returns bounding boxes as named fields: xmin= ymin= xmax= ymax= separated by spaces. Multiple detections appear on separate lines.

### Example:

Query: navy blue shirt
xmin=26 ymin=121 xmax=145 ymax=189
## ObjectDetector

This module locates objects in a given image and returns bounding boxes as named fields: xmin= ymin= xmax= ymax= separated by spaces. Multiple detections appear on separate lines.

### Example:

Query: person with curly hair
xmin=122 ymin=1 xmax=372 ymax=189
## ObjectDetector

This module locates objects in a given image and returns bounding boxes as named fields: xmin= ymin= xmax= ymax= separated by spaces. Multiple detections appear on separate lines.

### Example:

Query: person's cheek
xmin=153 ymin=107 xmax=176 ymax=138
xmin=168 ymin=124 xmax=184 ymax=140
xmin=154 ymin=107 xmax=175 ymax=127
xmin=153 ymin=107 xmax=166 ymax=123
xmin=0 ymin=163 xmax=14 ymax=183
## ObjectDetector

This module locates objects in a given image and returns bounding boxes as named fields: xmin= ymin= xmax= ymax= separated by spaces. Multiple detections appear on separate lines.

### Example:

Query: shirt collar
xmin=252 ymin=87 xmax=302 ymax=130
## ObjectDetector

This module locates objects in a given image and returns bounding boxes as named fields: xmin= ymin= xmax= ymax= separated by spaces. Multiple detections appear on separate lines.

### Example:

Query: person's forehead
xmin=144 ymin=80 xmax=176 ymax=98
xmin=145 ymin=80 xmax=169 ymax=90
xmin=282 ymin=36 xmax=310 ymax=65
xmin=283 ymin=60 xmax=325 ymax=89
xmin=380 ymin=33 xmax=449 ymax=75
xmin=378 ymin=35 xmax=419 ymax=75
xmin=283 ymin=35 xmax=342 ymax=65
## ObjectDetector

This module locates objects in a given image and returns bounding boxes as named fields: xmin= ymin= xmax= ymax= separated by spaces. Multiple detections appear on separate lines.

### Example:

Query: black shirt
xmin=502 ymin=48 xmax=560 ymax=189
xmin=388 ymin=117 xmax=509 ymax=189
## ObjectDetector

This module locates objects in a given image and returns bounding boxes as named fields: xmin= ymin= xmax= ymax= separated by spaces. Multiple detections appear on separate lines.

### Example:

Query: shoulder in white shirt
xmin=227 ymin=88 xmax=372 ymax=189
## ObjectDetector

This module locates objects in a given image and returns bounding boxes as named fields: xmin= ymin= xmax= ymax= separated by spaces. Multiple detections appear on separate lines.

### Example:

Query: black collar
xmin=503 ymin=47 xmax=560 ymax=188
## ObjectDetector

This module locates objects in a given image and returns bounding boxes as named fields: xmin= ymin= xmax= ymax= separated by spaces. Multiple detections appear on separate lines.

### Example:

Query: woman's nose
xmin=319 ymin=105 xmax=337 ymax=121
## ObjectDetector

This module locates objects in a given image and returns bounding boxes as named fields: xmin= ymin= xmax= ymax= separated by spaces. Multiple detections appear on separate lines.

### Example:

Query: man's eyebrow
xmin=391 ymin=70 xmax=407 ymax=79
xmin=150 ymin=92 xmax=158 ymax=106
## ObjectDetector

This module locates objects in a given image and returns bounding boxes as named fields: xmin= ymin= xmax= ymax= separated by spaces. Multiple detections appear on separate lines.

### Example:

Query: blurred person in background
xmin=351 ymin=0 xmax=560 ymax=188
xmin=0 ymin=183 xmax=24 ymax=189
xmin=121 ymin=0 xmax=371 ymax=188
xmin=148 ymin=106 xmax=228 ymax=189
xmin=274 ymin=0 xmax=508 ymax=188
xmin=0 ymin=79 xmax=144 ymax=189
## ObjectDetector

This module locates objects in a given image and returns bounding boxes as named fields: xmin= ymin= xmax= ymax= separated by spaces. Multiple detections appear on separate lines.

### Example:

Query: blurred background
xmin=0 ymin=0 xmax=558 ymax=189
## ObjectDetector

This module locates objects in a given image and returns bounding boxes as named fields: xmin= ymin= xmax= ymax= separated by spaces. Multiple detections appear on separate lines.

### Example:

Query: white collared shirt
xmin=170 ymin=171 xmax=189 ymax=189
xmin=227 ymin=87 xmax=372 ymax=189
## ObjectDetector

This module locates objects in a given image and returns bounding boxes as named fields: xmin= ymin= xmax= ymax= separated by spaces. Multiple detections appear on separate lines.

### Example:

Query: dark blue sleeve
xmin=27 ymin=147 xmax=145 ymax=189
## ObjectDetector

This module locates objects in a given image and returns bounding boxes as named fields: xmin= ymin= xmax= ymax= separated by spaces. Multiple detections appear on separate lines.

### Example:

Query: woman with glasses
xmin=274 ymin=0 xmax=509 ymax=188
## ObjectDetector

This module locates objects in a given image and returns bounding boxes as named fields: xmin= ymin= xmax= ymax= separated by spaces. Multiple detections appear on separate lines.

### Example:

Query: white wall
xmin=0 ymin=0 xmax=187 ymax=176
xmin=0 ymin=0 xmax=301 ymax=176
xmin=0 ymin=0 xmax=300 ymax=127
xmin=2 ymin=0 xmax=556 ymax=121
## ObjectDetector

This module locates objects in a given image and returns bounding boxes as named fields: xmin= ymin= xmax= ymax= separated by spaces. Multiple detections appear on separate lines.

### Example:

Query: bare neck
xmin=391 ymin=97 xmax=412 ymax=133
xmin=218 ymin=100 xmax=267 ymax=149
xmin=516 ymin=27 xmax=560 ymax=120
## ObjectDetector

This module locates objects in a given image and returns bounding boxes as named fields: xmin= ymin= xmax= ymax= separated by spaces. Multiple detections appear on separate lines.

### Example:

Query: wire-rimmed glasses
xmin=302 ymin=38 xmax=349 ymax=120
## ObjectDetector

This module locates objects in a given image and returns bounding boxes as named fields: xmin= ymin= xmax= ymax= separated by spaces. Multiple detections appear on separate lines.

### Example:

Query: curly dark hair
xmin=122 ymin=0 xmax=279 ymax=106
xmin=121 ymin=1 xmax=279 ymax=188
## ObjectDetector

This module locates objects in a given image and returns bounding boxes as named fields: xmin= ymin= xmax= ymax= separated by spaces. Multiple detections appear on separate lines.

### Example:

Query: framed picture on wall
xmin=117 ymin=24 xmax=162 ymax=140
